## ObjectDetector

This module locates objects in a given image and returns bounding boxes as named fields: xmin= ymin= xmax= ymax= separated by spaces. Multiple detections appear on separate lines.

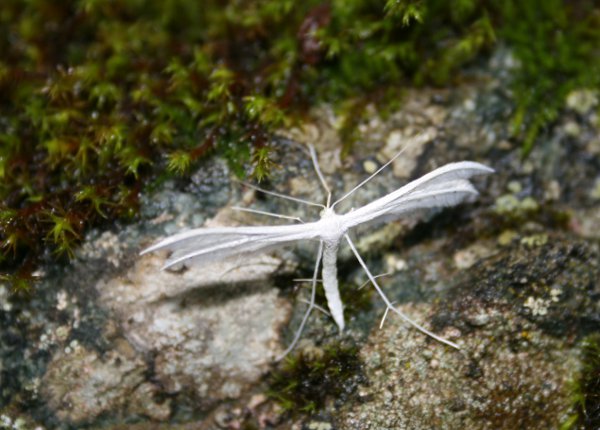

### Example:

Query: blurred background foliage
xmin=0 ymin=0 xmax=599 ymax=291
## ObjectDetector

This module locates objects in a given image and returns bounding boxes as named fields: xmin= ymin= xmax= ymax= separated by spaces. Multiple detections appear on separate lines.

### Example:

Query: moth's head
xmin=319 ymin=207 xmax=336 ymax=219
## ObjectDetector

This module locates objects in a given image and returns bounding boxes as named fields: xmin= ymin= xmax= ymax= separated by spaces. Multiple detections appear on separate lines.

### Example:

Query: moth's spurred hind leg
xmin=276 ymin=240 xmax=324 ymax=361
xmin=344 ymin=233 xmax=459 ymax=350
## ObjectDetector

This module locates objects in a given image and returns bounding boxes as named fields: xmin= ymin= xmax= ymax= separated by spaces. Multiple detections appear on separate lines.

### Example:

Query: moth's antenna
xmin=331 ymin=131 xmax=433 ymax=209
xmin=344 ymin=233 xmax=460 ymax=350
xmin=235 ymin=180 xmax=326 ymax=209
xmin=307 ymin=144 xmax=332 ymax=208
xmin=231 ymin=206 xmax=304 ymax=223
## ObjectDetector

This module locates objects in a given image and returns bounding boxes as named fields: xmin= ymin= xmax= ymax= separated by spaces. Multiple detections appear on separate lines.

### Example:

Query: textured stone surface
xmin=97 ymin=249 xmax=290 ymax=403
xmin=338 ymin=312 xmax=577 ymax=430
xmin=42 ymin=342 xmax=167 ymax=424
xmin=335 ymin=235 xmax=599 ymax=430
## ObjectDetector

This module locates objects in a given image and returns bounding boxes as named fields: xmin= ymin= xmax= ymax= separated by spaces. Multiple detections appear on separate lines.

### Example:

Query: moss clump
xmin=1 ymin=0 xmax=599 ymax=291
xmin=562 ymin=335 xmax=600 ymax=430
xmin=267 ymin=344 xmax=362 ymax=415
xmin=494 ymin=0 xmax=600 ymax=155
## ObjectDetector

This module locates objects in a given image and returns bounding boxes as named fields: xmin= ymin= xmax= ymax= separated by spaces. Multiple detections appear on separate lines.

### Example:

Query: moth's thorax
xmin=319 ymin=206 xmax=336 ymax=218
xmin=317 ymin=207 xmax=346 ymax=242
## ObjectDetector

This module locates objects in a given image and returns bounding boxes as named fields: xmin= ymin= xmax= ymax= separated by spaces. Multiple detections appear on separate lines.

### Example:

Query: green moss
xmin=562 ymin=335 xmax=600 ymax=430
xmin=267 ymin=343 xmax=362 ymax=415
xmin=494 ymin=0 xmax=600 ymax=155
xmin=1 ymin=0 xmax=599 ymax=291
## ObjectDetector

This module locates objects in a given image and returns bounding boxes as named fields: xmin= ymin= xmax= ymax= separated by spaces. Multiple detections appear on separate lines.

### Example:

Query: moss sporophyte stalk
xmin=1 ymin=0 xmax=599 ymax=292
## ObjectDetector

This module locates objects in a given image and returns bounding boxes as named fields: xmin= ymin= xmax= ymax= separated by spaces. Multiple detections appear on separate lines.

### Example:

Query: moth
xmin=141 ymin=137 xmax=493 ymax=358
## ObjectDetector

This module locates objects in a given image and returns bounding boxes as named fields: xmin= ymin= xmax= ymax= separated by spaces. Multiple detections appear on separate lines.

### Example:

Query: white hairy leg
xmin=276 ymin=240 xmax=324 ymax=361
xmin=344 ymin=233 xmax=459 ymax=350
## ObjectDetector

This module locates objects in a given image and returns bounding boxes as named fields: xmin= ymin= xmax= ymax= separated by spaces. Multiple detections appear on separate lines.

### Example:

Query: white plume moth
xmin=141 ymin=135 xmax=493 ymax=358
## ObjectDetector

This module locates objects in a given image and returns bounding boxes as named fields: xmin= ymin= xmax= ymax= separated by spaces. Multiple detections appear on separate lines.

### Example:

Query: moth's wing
xmin=344 ymin=179 xmax=478 ymax=227
xmin=140 ymin=223 xmax=319 ymax=269
xmin=342 ymin=161 xmax=494 ymax=228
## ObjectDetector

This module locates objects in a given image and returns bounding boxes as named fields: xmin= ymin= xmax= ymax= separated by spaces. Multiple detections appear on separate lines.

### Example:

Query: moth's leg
xmin=379 ymin=301 xmax=396 ymax=329
xmin=344 ymin=234 xmax=460 ymax=350
xmin=236 ymin=180 xmax=325 ymax=208
xmin=307 ymin=144 xmax=332 ymax=207
xmin=298 ymin=299 xmax=330 ymax=316
xmin=231 ymin=206 xmax=304 ymax=223
xmin=331 ymin=131 xmax=433 ymax=209
xmin=358 ymin=272 xmax=392 ymax=290
xmin=293 ymin=278 xmax=323 ymax=283
xmin=276 ymin=240 xmax=325 ymax=361
xmin=295 ymin=278 xmax=330 ymax=316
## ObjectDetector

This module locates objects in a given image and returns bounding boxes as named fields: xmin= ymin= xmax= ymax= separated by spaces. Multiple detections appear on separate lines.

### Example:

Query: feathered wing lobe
xmin=140 ymin=223 xmax=320 ymax=269
xmin=342 ymin=161 xmax=494 ymax=228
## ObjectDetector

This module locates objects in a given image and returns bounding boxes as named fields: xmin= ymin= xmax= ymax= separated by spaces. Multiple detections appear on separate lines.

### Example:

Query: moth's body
xmin=141 ymin=140 xmax=493 ymax=357
xmin=315 ymin=207 xmax=346 ymax=330
xmin=316 ymin=207 xmax=346 ymax=241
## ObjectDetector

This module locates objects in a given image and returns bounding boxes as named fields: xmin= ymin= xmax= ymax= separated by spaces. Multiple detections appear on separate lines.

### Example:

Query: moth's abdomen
xmin=322 ymin=241 xmax=344 ymax=331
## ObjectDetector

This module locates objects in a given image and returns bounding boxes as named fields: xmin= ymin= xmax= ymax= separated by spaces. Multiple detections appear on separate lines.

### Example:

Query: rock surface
xmin=42 ymin=341 xmax=170 ymax=424
xmin=98 ymin=246 xmax=290 ymax=404
xmin=336 ymin=234 xmax=598 ymax=430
